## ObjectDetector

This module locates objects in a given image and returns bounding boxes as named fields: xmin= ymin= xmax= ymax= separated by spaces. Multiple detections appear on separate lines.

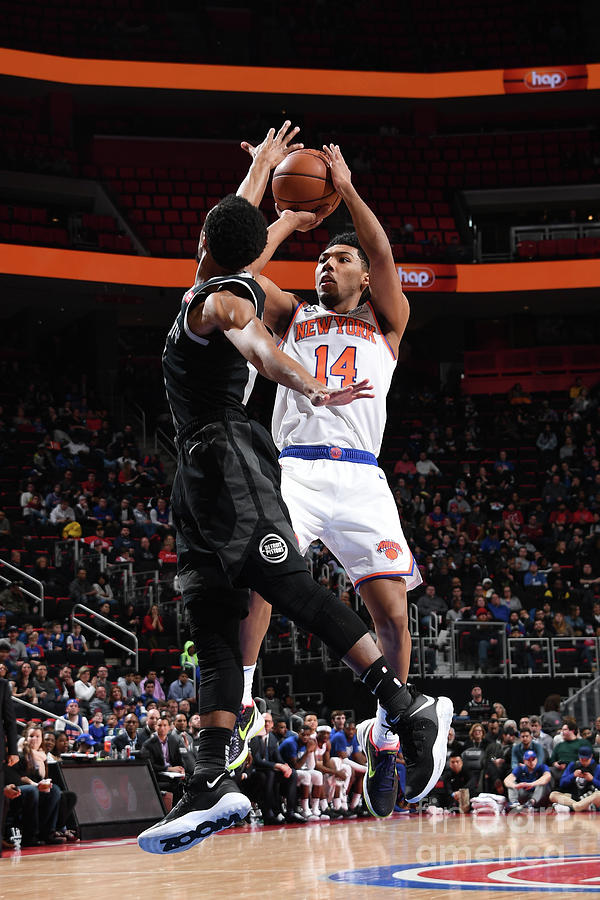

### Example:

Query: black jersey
xmin=162 ymin=272 xmax=266 ymax=434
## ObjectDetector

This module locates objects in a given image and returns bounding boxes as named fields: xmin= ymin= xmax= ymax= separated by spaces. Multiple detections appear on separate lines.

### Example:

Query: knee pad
xmin=250 ymin=567 xmax=367 ymax=659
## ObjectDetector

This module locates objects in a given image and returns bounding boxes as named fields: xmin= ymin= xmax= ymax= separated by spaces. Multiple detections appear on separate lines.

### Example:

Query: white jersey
xmin=272 ymin=301 xmax=396 ymax=456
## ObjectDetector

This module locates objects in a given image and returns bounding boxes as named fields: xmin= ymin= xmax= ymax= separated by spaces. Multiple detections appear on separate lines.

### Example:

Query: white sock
xmin=333 ymin=797 xmax=342 ymax=810
xmin=301 ymin=797 xmax=309 ymax=812
xmin=320 ymin=798 xmax=328 ymax=811
xmin=371 ymin=702 xmax=400 ymax=749
xmin=350 ymin=794 xmax=361 ymax=809
xmin=311 ymin=800 xmax=320 ymax=815
xmin=242 ymin=664 xmax=256 ymax=706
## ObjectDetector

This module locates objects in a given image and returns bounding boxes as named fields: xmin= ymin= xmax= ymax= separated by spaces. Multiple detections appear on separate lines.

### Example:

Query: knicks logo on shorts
xmin=376 ymin=540 xmax=403 ymax=561
xmin=259 ymin=533 xmax=289 ymax=564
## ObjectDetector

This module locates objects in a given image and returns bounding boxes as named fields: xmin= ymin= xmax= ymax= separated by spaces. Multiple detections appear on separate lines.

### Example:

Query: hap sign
xmin=524 ymin=69 xmax=567 ymax=90
xmin=397 ymin=265 xmax=435 ymax=289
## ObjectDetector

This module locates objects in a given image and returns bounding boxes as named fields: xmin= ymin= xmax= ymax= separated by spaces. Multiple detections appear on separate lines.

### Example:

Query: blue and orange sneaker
xmin=357 ymin=718 xmax=399 ymax=818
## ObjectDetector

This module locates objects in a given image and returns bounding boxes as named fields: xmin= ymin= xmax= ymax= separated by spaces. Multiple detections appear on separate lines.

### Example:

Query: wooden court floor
xmin=2 ymin=812 xmax=600 ymax=898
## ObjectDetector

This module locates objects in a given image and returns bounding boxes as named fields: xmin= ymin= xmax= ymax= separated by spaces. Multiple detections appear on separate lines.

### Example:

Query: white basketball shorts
xmin=279 ymin=456 xmax=422 ymax=591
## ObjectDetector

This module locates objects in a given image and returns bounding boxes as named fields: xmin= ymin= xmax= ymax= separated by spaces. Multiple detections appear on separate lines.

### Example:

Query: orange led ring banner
xmin=1 ymin=244 xmax=599 ymax=293
xmin=1 ymin=48 xmax=599 ymax=97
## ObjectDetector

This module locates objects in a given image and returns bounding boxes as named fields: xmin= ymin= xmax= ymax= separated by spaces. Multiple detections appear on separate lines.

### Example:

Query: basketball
xmin=272 ymin=149 xmax=341 ymax=215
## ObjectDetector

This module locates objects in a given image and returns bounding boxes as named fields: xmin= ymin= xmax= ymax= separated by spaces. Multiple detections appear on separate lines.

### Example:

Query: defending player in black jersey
xmin=138 ymin=124 xmax=444 ymax=856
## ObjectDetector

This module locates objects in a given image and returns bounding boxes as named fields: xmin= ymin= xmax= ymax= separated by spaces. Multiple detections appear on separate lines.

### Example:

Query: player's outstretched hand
xmin=276 ymin=205 xmax=332 ymax=231
xmin=322 ymin=143 xmax=352 ymax=195
xmin=310 ymin=378 xmax=374 ymax=407
xmin=241 ymin=121 xmax=304 ymax=169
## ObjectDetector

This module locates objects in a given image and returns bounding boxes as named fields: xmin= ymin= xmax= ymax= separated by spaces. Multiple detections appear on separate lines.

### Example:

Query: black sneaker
xmin=325 ymin=806 xmax=345 ymax=820
xmin=394 ymin=686 xmax=453 ymax=803
xmin=357 ymin=718 xmax=399 ymax=818
xmin=137 ymin=769 xmax=251 ymax=855
xmin=227 ymin=701 xmax=264 ymax=772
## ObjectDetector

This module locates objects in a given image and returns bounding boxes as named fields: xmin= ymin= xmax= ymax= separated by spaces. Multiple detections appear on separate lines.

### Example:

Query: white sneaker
xmin=426 ymin=805 xmax=444 ymax=816
xmin=553 ymin=802 xmax=571 ymax=814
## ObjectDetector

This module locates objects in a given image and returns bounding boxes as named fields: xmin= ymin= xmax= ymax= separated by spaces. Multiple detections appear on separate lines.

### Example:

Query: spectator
xmin=248 ymin=711 xmax=300 ymax=824
xmin=49 ymin=498 xmax=75 ymax=529
xmin=140 ymin=669 xmax=165 ymax=701
xmin=416 ymin=451 xmax=441 ymax=478
xmin=550 ymin=718 xmax=585 ymax=784
xmin=417 ymin=584 xmax=448 ymax=629
xmin=142 ymin=604 xmax=165 ymax=649
xmin=3 ymin=630 xmax=27 ymax=678
xmin=461 ymin=722 xmax=486 ymax=793
xmin=524 ymin=562 xmax=548 ymax=591
xmin=89 ymin=684 xmax=112 ymax=719
xmin=529 ymin=715 xmax=555 ymax=759
xmin=24 ymin=630 xmax=44 ymax=661
xmin=511 ymin=726 xmax=546 ymax=766
xmin=549 ymin=745 xmax=600 ymax=813
xmin=0 ymin=584 xmax=29 ymax=618
xmin=68 ymin=568 xmax=96 ymax=605
xmin=393 ymin=452 xmax=417 ymax=479
xmin=136 ymin=707 xmax=160 ymax=748
xmin=139 ymin=715 xmax=185 ymax=797
xmin=112 ymin=714 xmax=140 ymax=755
xmin=5 ymin=725 xmax=67 ymax=845
xmin=65 ymin=621 xmax=88 ymax=655
xmin=429 ymin=753 xmax=471 ymax=812
xmin=91 ymin=574 xmax=114 ymax=607
xmin=117 ymin=670 xmax=141 ymax=701
xmin=157 ymin=534 xmax=178 ymax=574
xmin=279 ymin=723 xmax=327 ymax=821
xmin=167 ymin=671 xmax=194 ymax=703
xmin=504 ymin=749 xmax=551 ymax=810
xmin=134 ymin=536 xmax=156 ymax=573
xmin=466 ymin=685 xmax=490 ymax=720
xmin=263 ymin=685 xmax=284 ymax=718
xmin=57 ymin=699 xmax=89 ymax=741
xmin=149 ymin=497 xmax=173 ymax=534
xmin=33 ymin=663 xmax=58 ymax=710
xmin=10 ymin=660 xmax=38 ymax=706
xmin=73 ymin=666 xmax=96 ymax=708
xmin=329 ymin=720 xmax=366 ymax=817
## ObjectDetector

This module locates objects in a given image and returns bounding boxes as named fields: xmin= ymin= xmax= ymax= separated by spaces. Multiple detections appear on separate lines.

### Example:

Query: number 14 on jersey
xmin=314 ymin=345 xmax=357 ymax=388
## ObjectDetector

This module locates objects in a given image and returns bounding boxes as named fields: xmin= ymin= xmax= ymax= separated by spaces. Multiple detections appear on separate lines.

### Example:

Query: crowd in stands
xmin=5 ymin=676 xmax=600 ymax=842
xmin=1 ymin=364 xmax=600 ymax=842
xmin=304 ymin=377 xmax=600 ymax=676
xmin=425 ymin=685 xmax=600 ymax=816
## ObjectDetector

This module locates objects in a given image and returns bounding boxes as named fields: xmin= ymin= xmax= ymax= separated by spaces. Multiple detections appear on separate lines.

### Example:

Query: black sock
xmin=360 ymin=657 xmax=411 ymax=723
xmin=194 ymin=726 xmax=232 ymax=772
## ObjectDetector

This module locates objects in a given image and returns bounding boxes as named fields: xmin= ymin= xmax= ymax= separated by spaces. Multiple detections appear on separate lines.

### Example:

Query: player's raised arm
xmin=322 ymin=143 xmax=409 ymax=345
xmin=237 ymin=121 xmax=303 ymax=207
xmin=195 ymin=289 xmax=373 ymax=408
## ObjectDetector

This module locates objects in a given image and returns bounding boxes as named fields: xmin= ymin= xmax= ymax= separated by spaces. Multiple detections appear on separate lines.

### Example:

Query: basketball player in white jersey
xmin=236 ymin=131 xmax=453 ymax=819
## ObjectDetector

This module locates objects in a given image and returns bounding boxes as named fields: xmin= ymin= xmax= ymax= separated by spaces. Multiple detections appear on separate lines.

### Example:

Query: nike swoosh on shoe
xmin=409 ymin=696 xmax=435 ymax=717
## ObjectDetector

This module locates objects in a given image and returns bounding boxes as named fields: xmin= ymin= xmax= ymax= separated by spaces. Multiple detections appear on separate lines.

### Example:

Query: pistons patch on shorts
xmin=376 ymin=540 xmax=403 ymax=561
xmin=259 ymin=533 xmax=289 ymax=564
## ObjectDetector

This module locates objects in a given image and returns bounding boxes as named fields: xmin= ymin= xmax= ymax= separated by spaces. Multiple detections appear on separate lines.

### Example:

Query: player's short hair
xmin=203 ymin=194 xmax=267 ymax=271
xmin=326 ymin=232 xmax=369 ymax=270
